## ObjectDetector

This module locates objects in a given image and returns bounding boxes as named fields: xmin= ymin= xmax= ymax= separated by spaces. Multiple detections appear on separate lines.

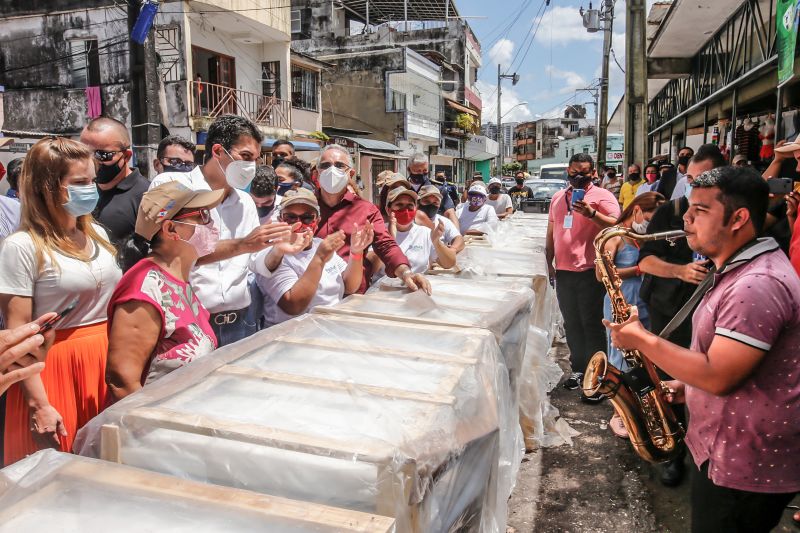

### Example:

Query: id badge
xmin=563 ymin=214 xmax=573 ymax=229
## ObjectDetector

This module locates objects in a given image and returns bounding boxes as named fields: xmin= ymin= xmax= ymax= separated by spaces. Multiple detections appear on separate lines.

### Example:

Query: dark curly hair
xmin=251 ymin=166 xmax=277 ymax=197
xmin=203 ymin=115 xmax=263 ymax=162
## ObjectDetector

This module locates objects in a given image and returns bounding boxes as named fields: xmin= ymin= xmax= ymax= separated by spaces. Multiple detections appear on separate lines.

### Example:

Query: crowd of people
xmin=548 ymin=142 xmax=800 ymax=531
xmin=0 ymin=113 xmax=506 ymax=467
xmin=0 ymin=109 xmax=799 ymax=531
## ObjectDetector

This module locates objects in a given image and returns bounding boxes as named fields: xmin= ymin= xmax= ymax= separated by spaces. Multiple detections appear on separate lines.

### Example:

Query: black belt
xmin=210 ymin=307 xmax=248 ymax=326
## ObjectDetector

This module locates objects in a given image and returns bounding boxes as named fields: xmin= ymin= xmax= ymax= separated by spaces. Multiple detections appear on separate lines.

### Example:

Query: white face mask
xmin=684 ymin=184 xmax=693 ymax=200
xmin=631 ymin=219 xmax=649 ymax=234
xmin=218 ymin=148 xmax=256 ymax=189
xmin=319 ymin=165 xmax=349 ymax=194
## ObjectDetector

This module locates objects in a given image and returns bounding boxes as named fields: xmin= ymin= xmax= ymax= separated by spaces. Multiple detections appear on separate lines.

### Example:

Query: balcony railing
xmin=190 ymin=81 xmax=291 ymax=130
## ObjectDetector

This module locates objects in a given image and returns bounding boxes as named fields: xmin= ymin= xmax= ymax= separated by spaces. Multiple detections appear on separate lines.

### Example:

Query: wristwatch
xmin=589 ymin=208 xmax=597 ymax=218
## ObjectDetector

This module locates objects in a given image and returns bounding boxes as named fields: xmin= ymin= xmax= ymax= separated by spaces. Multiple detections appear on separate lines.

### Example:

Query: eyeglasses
xmin=280 ymin=212 xmax=317 ymax=224
xmin=160 ymin=158 xmax=196 ymax=172
xmin=173 ymin=209 xmax=212 ymax=225
xmin=318 ymin=161 xmax=350 ymax=171
xmin=94 ymin=148 xmax=128 ymax=162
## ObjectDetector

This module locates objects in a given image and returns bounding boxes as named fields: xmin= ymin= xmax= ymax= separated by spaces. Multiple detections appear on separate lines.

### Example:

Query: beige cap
xmin=136 ymin=181 xmax=224 ymax=240
xmin=418 ymin=184 xmax=442 ymax=201
xmin=732 ymin=154 xmax=748 ymax=165
xmin=775 ymin=141 xmax=800 ymax=154
xmin=280 ymin=187 xmax=320 ymax=213
xmin=387 ymin=186 xmax=418 ymax=205
xmin=489 ymin=177 xmax=502 ymax=186
xmin=383 ymin=174 xmax=412 ymax=190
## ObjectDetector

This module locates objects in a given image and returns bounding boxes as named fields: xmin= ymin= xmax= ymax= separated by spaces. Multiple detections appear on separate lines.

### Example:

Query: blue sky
xmin=456 ymin=0 xmax=655 ymax=124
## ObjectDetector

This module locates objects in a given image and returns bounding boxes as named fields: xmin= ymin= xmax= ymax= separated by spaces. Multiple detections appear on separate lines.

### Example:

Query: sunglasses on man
xmin=280 ymin=212 xmax=317 ymax=224
xmin=93 ymin=148 xmax=128 ymax=162
xmin=160 ymin=158 xmax=196 ymax=172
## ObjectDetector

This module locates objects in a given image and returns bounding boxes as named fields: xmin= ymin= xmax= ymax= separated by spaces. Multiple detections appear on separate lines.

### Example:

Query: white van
xmin=538 ymin=163 xmax=569 ymax=180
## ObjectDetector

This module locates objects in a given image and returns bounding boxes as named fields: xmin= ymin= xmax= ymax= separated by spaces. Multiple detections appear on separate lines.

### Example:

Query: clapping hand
xmin=433 ymin=221 xmax=446 ymax=241
xmin=350 ymin=222 xmax=374 ymax=255
xmin=273 ymin=224 xmax=310 ymax=256
xmin=242 ymin=222 xmax=293 ymax=253
xmin=315 ymin=230 xmax=346 ymax=262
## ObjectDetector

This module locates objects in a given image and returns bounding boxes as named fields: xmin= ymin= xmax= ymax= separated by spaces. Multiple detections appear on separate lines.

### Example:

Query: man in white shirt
xmin=486 ymin=177 xmax=514 ymax=218
xmin=416 ymin=185 xmax=464 ymax=253
xmin=671 ymin=146 xmax=696 ymax=200
xmin=150 ymin=115 xmax=291 ymax=346
xmin=0 ymin=195 xmax=20 ymax=242
xmin=456 ymin=184 xmax=499 ymax=235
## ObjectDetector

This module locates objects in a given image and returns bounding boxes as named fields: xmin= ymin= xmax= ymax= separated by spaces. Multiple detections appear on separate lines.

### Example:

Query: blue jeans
xmin=210 ymin=309 xmax=259 ymax=347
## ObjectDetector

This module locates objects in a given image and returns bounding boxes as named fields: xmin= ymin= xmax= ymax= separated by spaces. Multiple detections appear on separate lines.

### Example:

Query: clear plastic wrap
xmin=0 ymin=450 xmax=396 ymax=532
xmin=75 ymin=313 xmax=515 ymax=533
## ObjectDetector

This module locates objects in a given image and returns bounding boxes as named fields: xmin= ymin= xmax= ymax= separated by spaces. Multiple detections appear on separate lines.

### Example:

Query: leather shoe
xmin=562 ymin=372 xmax=583 ymax=390
xmin=660 ymin=456 xmax=685 ymax=487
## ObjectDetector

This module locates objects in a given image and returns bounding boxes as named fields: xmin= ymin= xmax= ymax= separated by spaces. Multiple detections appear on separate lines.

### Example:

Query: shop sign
xmin=777 ymin=0 xmax=799 ymax=86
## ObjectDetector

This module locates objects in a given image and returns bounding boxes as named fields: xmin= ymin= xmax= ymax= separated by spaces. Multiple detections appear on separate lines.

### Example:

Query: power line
xmin=1 ymin=37 xmax=128 ymax=75
xmin=508 ymin=0 xmax=550 ymax=74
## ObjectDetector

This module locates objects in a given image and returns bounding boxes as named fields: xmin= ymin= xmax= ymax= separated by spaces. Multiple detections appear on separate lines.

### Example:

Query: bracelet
xmin=634 ymin=265 xmax=642 ymax=277
xmin=350 ymin=252 xmax=364 ymax=261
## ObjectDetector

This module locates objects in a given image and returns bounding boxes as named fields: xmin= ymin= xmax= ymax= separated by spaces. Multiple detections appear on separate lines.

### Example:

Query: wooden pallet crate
xmin=77 ymin=314 xmax=506 ymax=533
xmin=0 ymin=450 xmax=395 ymax=532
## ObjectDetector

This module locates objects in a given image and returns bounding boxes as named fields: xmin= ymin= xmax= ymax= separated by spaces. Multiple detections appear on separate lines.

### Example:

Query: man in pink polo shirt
xmin=607 ymin=166 xmax=800 ymax=532
xmin=546 ymin=153 xmax=621 ymax=397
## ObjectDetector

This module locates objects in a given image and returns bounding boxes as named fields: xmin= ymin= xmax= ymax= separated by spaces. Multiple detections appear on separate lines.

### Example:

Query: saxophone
xmin=583 ymin=226 xmax=686 ymax=463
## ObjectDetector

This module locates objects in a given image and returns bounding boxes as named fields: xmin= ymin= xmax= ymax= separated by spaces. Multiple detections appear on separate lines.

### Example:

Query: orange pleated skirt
xmin=3 ymin=321 xmax=108 ymax=466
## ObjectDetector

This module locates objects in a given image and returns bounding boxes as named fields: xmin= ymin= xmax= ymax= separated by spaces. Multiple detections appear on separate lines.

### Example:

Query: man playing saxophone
xmin=606 ymin=166 xmax=800 ymax=533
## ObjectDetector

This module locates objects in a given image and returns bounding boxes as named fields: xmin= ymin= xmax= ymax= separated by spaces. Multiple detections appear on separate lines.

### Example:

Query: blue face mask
xmin=63 ymin=184 xmax=99 ymax=216
xmin=684 ymin=184 xmax=692 ymax=200
xmin=277 ymin=182 xmax=296 ymax=196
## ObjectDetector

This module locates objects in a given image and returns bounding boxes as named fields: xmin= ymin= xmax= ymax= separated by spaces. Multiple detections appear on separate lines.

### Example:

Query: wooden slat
xmin=215 ymin=366 xmax=456 ymax=406
xmin=124 ymin=407 xmax=392 ymax=463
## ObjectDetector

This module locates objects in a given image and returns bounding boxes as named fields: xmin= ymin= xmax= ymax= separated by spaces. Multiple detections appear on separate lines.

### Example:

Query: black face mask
xmin=488 ymin=187 xmax=501 ymax=194
xmin=568 ymin=175 xmax=592 ymax=189
xmin=678 ymin=155 xmax=690 ymax=167
xmin=256 ymin=205 xmax=275 ymax=218
xmin=272 ymin=155 xmax=286 ymax=167
xmin=515 ymin=178 xmax=524 ymax=185
xmin=95 ymin=157 xmax=125 ymax=184
xmin=409 ymin=174 xmax=426 ymax=185
xmin=419 ymin=203 xmax=439 ymax=220
xmin=627 ymin=172 xmax=641 ymax=182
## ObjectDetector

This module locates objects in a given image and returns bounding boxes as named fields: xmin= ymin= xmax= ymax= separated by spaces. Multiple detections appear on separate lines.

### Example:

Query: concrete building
xmin=646 ymin=0 xmax=800 ymax=163
xmin=513 ymin=106 xmax=595 ymax=171
xmin=0 ymin=0 xmax=317 ymax=175
xmin=290 ymin=0 xmax=490 ymax=185
xmin=482 ymin=121 xmax=517 ymax=158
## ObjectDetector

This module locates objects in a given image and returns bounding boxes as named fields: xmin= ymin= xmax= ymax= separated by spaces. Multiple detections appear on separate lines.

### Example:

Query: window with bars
xmin=262 ymin=61 xmax=281 ymax=99
xmin=291 ymin=65 xmax=318 ymax=111
xmin=68 ymin=39 xmax=101 ymax=88
xmin=291 ymin=10 xmax=301 ymax=34
xmin=388 ymin=90 xmax=406 ymax=111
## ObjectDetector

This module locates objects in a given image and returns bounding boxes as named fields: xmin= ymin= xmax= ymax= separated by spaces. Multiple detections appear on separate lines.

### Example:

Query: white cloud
xmin=487 ymin=39 xmax=515 ymax=69
xmin=477 ymin=80 xmax=533 ymax=124
xmin=545 ymin=65 xmax=588 ymax=94
xmin=534 ymin=5 xmax=602 ymax=45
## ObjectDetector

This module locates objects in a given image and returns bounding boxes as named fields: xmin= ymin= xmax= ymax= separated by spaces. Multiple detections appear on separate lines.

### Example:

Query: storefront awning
xmin=340 ymin=136 xmax=402 ymax=152
xmin=445 ymin=99 xmax=478 ymax=117
xmin=360 ymin=150 xmax=406 ymax=159
xmin=262 ymin=138 xmax=322 ymax=152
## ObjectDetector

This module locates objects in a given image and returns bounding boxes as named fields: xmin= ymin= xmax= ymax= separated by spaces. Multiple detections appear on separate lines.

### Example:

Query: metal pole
xmin=775 ymin=85 xmax=783 ymax=141
xmin=366 ymin=1 xmax=370 ymax=28
xmin=703 ymin=105 xmax=709 ymax=144
xmin=597 ymin=0 xmax=613 ymax=169
xmin=404 ymin=0 xmax=408 ymax=32
xmin=668 ymin=123 xmax=673 ymax=161
xmin=730 ymin=88 xmax=738 ymax=160
xmin=683 ymin=114 xmax=688 ymax=151
xmin=497 ymin=64 xmax=503 ymax=176
xmin=445 ymin=0 xmax=449 ymax=22
xmin=624 ymin=0 xmax=647 ymax=166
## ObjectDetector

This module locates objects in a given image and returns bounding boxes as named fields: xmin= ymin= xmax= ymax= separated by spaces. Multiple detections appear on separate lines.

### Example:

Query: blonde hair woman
xmin=0 ymin=137 xmax=121 ymax=464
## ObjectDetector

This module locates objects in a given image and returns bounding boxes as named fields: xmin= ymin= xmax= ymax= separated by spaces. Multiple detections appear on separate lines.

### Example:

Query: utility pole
xmin=624 ymin=0 xmax=648 ymax=167
xmin=580 ymin=1 xmax=614 ymax=168
xmin=496 ymin=64 xmax=519 ymax=177
xmin=128 ymin=1 xmax=163 ymax=179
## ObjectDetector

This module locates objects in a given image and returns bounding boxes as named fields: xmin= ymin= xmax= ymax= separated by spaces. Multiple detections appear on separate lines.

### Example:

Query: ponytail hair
xmin=117 ymin=233 xmax=161 ymax=272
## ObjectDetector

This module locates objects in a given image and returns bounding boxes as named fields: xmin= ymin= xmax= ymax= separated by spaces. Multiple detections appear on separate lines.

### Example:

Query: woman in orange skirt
xmin=0 ymin=138 xmax=121 ymax=465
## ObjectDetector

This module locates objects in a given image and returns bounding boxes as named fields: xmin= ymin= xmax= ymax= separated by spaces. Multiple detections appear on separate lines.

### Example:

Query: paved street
xmin=508 ymin=348 xmax=800 ymax=533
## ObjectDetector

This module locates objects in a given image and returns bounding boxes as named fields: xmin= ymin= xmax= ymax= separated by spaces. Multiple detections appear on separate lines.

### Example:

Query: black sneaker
xmin=660 ymin=456 xmax=686 ymax=487
xmin=562 ymin=372 xmax=583 ymax=390
xmin=580 ymin=390 xmax=606 ymax=404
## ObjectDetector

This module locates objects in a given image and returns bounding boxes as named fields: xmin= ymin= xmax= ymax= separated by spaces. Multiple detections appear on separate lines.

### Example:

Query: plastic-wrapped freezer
xmin=0 ymin=450 xmax=395 ymax=532
xmin=75 ymin=313 xmax=513 ymax=533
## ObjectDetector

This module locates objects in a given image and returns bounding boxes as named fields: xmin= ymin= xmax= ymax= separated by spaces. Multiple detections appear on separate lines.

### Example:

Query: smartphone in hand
xmin=768 ymin=177 xmax=793 ymax=195
xmin=38 ymin=299 xmax=79 ymax=334
xmin=571 ymin=189 xmax=586 ymax=205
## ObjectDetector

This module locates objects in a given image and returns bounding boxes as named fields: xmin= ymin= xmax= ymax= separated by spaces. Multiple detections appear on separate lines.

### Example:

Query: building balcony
xmin=190 ymin=80 xmax=291 ymax=132
xmin=191 ymin=0 xmax=290 ymax=37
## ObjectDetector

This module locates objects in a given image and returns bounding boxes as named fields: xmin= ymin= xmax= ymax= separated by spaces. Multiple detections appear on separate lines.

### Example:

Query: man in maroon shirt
xmin=313 ymin=145 xmax=430 ymax=294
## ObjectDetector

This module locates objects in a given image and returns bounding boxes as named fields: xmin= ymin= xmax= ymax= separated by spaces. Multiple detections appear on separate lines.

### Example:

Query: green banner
xmin=777 ymin=0 xmax=800 ymax=86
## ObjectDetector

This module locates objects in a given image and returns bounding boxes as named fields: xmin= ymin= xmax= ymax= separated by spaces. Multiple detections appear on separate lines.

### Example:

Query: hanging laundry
xmin=85 ymin=86 xmax=102 ymax=119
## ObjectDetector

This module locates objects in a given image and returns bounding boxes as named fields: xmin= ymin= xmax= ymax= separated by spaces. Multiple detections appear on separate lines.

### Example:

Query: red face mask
xmin=393 ymin=208 xmax=416 ymax=226
xmin=297 ymin=221 xmax=318 ymax=234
